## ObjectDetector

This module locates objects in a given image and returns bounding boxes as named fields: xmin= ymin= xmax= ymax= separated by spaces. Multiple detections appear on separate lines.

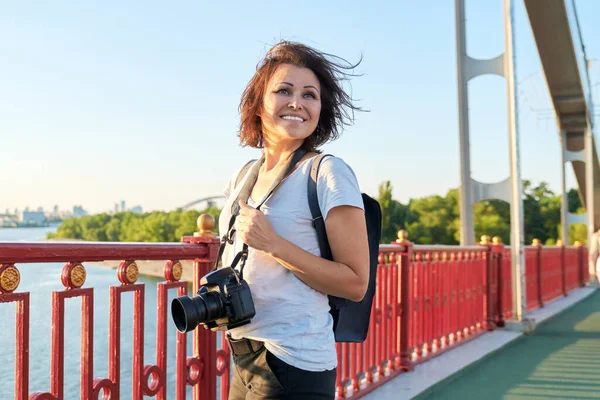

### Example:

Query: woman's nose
xmin=288 ymin=95 xmax=303 ymax=110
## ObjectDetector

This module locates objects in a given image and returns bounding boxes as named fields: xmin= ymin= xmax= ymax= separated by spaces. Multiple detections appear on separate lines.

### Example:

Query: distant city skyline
xmin=3 ymin=204 xmax=86 ymax=217
xmin=3 ymin=200 xmax=144 ymax=217
xmin=2 ymin=1 xmax=600 ymax=214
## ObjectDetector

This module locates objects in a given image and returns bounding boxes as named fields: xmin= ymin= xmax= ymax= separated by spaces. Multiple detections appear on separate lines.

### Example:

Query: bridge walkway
xmin=419 ymin=289 xmax=600 ymax=400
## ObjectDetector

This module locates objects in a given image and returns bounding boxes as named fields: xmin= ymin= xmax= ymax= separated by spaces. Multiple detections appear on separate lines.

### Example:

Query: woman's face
xmin=260 ymin=63 xmax=322 ymax=148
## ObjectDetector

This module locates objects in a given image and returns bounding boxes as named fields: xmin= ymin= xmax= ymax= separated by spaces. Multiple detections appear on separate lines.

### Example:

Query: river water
xmin=0 ymin=227 xmax=203 ymax=399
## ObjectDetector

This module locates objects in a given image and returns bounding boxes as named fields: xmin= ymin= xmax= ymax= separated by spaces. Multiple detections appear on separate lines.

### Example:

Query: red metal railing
xmin=539 ymin=246 xmax=564 ymax=303
xmin=0 ymin=239 xmax=589 ymax=400
xmin=564 ymin=247 xmax=582 ymax=291
xmin=0 ymin=237 xmax=224 ymax=400
xmin=333 ymin=242 xmax=587 ymax=399
xmin=525 ymin=246 xmax=541 ymax=311
xmin=409 ymin=246 xmax=488 ymax=359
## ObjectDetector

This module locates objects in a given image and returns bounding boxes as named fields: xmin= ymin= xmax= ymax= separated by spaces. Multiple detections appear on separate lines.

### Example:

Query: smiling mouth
xmin=280 ymin=115 xmax=305 ymax=122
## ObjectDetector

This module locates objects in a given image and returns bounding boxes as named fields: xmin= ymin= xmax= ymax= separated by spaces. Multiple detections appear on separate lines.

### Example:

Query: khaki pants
xmin=228 ymin=346 xmax=336 ymax=400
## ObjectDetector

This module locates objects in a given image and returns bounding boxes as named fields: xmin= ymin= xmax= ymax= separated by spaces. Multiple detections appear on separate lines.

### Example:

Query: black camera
xmin=171 ymin=267 xmax=256 ymax=333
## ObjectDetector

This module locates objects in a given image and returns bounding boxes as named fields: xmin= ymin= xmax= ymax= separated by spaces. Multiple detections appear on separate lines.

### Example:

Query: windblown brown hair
xmin=238 ymin=41 xmax=363 ymax=152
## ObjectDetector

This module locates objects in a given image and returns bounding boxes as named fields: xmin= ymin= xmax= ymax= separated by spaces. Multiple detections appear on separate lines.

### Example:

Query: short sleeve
xmin=316 ymin=156 xmax=364 ymax=220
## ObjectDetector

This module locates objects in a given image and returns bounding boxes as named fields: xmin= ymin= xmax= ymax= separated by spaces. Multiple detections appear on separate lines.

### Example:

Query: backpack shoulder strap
xmin=212 ymin=159 xmax=257 ymax=274
xmin=235 ymin=159 xmax=257 ymax=189
xmin=308 ymin=154 xmax=348 ymax=310
xmin=307 ymin=154 xmax=333 ymax=261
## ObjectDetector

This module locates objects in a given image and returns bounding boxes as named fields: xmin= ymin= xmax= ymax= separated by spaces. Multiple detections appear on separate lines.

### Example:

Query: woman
xmin=218 ymin=41 xmax=369 ymax=399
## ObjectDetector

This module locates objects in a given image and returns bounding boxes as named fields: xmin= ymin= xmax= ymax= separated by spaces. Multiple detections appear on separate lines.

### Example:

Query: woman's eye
xmin=276 ymin=89 xmax=289 ymax=95
xmin=304 ymin=93 xmax=316 ymax=99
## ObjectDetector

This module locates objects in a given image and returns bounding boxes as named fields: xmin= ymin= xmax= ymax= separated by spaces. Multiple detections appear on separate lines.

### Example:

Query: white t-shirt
xmin=218 ymin=154 xmax=364 ymax=372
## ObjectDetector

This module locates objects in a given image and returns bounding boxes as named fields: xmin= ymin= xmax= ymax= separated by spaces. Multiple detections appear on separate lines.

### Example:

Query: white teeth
xmin=281 ymin=115 xmax=304 ymax=122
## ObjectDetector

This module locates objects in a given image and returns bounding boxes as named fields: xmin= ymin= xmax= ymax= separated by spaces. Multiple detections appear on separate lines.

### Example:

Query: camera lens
xmin=171 ymin=291 xmax=224 ymax=333
xmin=171 ymin=296 xmax=204 ymax=333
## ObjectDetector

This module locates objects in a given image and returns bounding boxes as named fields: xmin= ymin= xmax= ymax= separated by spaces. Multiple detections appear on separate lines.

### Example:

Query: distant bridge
xmin=178 ymin=196 xmax=226 ymax=211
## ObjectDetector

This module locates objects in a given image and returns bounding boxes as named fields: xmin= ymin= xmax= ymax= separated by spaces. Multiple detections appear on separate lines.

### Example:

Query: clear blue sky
xmin=2 ymin=0 xmax=600 ymax=214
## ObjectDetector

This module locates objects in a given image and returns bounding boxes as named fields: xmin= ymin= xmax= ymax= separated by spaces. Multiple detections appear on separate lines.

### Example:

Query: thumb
xmin=238 ymin=200 xmax=253 ymax=212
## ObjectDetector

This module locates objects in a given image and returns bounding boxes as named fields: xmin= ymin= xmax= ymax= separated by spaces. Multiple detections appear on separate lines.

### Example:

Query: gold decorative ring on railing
xmin=118 ymin=261 xmax=139 ymax=284
xmin=0 ymin=264 xmax=20 ymax=293
xmin=164 ymin=260 xmax=183 ymax=282
xmin=61 ymin=262 xmax=87 ymax=289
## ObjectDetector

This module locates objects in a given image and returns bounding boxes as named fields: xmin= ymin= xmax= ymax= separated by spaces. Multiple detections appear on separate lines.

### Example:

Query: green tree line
xmin=378 ymin=180 xmax=587 ymax=246
xmin=48 ymin=181 xmax=587 ymax=246
xmin=47 ymin=207 xmax=221 ymax=242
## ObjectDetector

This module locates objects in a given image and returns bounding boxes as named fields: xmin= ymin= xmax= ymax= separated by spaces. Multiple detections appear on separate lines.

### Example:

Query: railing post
xmin=398 ymin=238 xmax=414 ymax=371
xmin=492 ymin=243 xmax=505 ymax=327
xmin=560 ymin=243 xmax=568 ymax=297
xmin=182 ymin=215 xmax=220 ymax=400
xmin=478 ymin=236 xmax=495 ymax=331
xmin=577 ymin=242 xmax=585 ymax=287
xmin=532 ymin=239 xmax=543 ymax=308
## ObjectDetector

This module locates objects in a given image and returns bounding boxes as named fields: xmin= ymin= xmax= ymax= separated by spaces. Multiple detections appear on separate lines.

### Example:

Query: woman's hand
xmin=235 ymin=200 xmax=279 ymax=253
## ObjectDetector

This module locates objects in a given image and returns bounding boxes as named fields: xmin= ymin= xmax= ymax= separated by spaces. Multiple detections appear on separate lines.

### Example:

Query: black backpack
xmin=308 ymin=154 xmax=382 ymax=343
xmin=235 ymin=155 xmax=382 ymax=343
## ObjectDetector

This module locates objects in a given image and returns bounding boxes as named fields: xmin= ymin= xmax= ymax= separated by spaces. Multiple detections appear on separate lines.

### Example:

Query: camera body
xmin=171 ymin=266 xmax=256 ymax=333
xmin=200 ymin=267 xmax=256 ymax=331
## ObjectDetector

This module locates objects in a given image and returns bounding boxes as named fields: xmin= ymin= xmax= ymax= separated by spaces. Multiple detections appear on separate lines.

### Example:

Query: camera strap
xmin=212 ymin=147 xmax=308 ymax=278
